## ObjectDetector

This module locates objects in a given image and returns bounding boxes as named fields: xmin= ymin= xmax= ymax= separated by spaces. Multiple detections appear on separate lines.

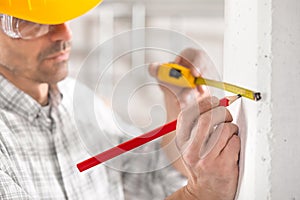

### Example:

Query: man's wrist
xmin=165 ymin=186 xmax=199 ymax=200
xmin=165 ymin=184 xmax=227 ymax=200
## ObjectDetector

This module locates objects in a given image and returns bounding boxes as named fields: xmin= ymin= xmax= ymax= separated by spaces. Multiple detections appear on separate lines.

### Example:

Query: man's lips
xmin=44 ymin=50 xmax=70 ymax=62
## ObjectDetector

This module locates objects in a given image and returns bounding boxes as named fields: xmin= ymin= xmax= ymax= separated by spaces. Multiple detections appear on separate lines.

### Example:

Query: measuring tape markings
xmin=158 ymin=63 xmax=261 ymax=101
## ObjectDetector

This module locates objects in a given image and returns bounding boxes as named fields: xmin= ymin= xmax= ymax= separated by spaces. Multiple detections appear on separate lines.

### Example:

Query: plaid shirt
xmin=0 ymin=75 xmax=185 ymax=200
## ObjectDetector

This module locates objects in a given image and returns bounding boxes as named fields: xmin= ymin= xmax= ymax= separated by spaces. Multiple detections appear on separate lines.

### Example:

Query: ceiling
xmin=100 ymin=0 xmax=224 ymax=18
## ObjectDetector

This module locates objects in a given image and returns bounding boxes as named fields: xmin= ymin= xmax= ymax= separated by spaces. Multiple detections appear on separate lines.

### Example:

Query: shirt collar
xmin=0 ymin=74 xmax=62 ymax=122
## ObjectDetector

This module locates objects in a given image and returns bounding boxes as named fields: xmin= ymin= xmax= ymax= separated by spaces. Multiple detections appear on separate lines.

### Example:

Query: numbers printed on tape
xmin=158 ymin=63 xmax=261 ymax=101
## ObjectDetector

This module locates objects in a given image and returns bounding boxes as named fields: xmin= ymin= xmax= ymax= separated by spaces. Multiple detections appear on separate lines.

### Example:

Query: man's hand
xmin=149 ymin=48 xmax=214 ymax=122
xmin=149 ymin=48 xmax=240 ymax=199
xmin=148 ymin=48 xmax=218 ymax=176
xmin=166 ymin=96 xmax=241 ymax=200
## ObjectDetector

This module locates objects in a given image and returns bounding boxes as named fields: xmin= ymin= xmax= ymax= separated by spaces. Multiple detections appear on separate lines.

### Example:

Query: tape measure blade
xmin=195 ymin=77 xmax=256 ymax=100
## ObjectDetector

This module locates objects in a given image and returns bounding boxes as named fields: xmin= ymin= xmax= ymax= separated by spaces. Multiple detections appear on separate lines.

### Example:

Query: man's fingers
xmin=176 ymin=101 xmax=232 ymax=150
xmin=175 ymin=48 xmax=207 ymax=77
xmin=186 ymin=107 xmax=233 ymax=154
xmin=176 ymin=96 xmax=219 ymax=144
xmin=149 ymin=48 xmax=206 ymax=80
xmin=220 ymin=135 xmax=241 ymax=163
xmin=148 ymin=62 xmax=159 ymax=77
xmin=203 ymin=123 xmax=239 ymax=159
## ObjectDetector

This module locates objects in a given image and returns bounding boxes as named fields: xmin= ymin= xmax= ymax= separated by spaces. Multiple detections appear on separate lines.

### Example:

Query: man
xmin=0 ymin=0 xmax=240 ymax=199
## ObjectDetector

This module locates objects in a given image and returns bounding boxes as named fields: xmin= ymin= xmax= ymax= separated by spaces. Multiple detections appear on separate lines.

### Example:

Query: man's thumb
xmin=148 ymin=62 xmax=160 ymax=78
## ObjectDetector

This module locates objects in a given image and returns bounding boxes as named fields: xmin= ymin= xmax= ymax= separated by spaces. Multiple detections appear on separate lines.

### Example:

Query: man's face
xmin=0 ymin=23 xmax=72 ymax=84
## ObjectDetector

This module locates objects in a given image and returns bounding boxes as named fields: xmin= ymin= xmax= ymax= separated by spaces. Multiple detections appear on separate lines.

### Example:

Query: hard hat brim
xmin=0 ymin=0 xmax=103 ymax=24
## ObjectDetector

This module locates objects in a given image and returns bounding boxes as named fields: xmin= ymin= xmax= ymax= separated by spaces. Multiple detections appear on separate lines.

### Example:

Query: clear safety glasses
xmin=0 ymin=14 xmax=50 ymax=40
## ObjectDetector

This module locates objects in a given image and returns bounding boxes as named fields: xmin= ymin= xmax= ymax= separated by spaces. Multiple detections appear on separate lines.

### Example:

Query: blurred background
xmin=69 ymin=0 xmax=225 ymax=131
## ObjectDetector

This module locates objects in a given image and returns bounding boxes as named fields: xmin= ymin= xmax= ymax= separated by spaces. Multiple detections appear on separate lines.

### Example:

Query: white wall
xmin=224 ymin=0 xmax=300 ymax=199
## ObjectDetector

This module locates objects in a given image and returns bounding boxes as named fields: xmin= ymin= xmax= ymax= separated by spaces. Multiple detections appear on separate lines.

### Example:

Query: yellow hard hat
xmin=0 ymin=0 xmax=103 ymax=25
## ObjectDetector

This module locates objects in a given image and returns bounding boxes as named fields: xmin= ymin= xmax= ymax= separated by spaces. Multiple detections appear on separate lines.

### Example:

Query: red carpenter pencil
xmin=76 ymin=95 xmax=240 ymax=172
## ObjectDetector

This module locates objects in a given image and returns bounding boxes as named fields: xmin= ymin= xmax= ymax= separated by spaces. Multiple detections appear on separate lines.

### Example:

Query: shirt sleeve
xmin=122 ymin=163 xmax=187 ymax=200
xmin=0 ymin=134 xmax=32 ymax=200
xmin=121 ymin=137 xmax=187 ymax=200
xmin=92 ymin=110 xmax=187 ymax=199
xmin=0 ymin=170 xmax=32 ymax=200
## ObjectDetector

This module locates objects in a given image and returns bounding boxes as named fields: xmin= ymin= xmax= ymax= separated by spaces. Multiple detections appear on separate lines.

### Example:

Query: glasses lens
xmin=0 ymin=14 xmax=20 ymax=38
xmin=17 ymin=20 xmax=49 ymax=39
xmin=0 ymin=14 xmax=49 ymax=39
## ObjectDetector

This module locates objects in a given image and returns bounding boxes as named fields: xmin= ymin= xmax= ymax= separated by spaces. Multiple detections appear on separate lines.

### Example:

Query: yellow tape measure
xmin=157 ymin=63 xmax=261 ymax=101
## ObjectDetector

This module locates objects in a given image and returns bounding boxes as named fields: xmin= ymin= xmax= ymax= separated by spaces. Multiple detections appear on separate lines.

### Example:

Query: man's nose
xmin=48 ymin=23 xmax=72 ymax=42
